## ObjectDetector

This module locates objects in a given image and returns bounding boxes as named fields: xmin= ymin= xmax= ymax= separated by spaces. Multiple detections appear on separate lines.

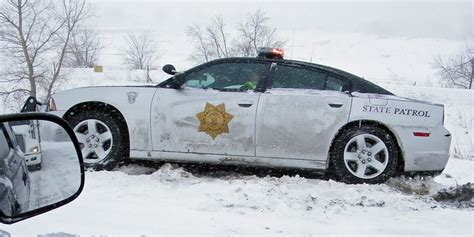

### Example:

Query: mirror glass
xmin=0 ymin=119 xmax=81 ymax=217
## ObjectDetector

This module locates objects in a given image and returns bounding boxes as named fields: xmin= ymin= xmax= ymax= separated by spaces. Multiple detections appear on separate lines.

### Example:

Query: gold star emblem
xmin=196 ymin=102 xmax=234 ymax=139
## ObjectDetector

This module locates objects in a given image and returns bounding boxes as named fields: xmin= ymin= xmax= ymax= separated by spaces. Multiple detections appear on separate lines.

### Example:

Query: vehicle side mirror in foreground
xmin=162 ymin=64 xmax=177 ymax=75
xmin=0 ymin=113 xmax=84 ymax=224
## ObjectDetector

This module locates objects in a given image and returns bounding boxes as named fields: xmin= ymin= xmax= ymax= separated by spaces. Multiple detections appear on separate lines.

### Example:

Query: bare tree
xmin=433 ymin=47 xmax=473 ymax=89
xmin=0 ymin=0 xmax=90 ymax=104
xmin=122 ymin=31 xmax=160 ymax=70
xmin=187 ymin=15 xmax=231 ymax=63
xmin=206 ymin=15 xmax=230 ymax=59
xmin=233 ymin=9 xmax=285 ymax=57
xmin=0 ymin=0 xmax=64 ymax=99
xmin=45 ymin=0 xmax=90 ymax=99
xmin=186 ymin=24 xmax=211 ymax=63
xmin=64 ymin=26 xmax=102 ymax=68
xmin=186 ymin=11 xmax=284 ymax=62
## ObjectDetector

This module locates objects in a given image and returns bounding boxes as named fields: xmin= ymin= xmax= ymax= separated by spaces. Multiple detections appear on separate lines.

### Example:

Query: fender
xmin=50 ymin=86 xmax=158 ymax=152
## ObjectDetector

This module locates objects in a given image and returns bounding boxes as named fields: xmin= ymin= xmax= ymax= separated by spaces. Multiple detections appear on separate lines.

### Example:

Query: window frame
xmin=158 ymin=58 xmax=272 ymax=92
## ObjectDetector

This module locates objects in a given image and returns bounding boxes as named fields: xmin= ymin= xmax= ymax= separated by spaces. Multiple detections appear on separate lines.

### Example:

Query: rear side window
xmin=270 ymin=65 xmax=344 ymax=92
xmin=271 ymin=65 xmax=326 ymax=90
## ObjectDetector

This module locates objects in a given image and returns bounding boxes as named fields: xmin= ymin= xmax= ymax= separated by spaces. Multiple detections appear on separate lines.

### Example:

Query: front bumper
xmin=25 ymin=153 xmax=42 ymax=166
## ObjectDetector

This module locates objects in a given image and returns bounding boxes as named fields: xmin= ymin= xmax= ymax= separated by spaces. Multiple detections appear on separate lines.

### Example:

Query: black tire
xmin=330 ymin=125 xmax=399 ymax=184
xmin=67 ymin=107 xmax=128 ymax=171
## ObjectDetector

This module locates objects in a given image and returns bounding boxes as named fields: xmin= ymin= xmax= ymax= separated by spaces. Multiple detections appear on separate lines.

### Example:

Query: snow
xmin=27 ymin=141 xmax=82 ymax=210
xmin=1 ymin=159 xmax=473 ymax=236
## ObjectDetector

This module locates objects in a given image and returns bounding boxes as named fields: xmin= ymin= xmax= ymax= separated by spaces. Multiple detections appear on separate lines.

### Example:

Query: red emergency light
xmin=257 ymin=47 xmax=284 ymax=59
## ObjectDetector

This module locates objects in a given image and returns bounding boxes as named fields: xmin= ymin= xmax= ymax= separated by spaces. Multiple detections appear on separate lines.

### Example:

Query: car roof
xmin=206 ymin=57 xmax=393 ymax=95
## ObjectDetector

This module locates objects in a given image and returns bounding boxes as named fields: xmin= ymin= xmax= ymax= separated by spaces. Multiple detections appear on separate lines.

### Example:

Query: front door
xmin=151 ymin=61 xmax=269 ymax=156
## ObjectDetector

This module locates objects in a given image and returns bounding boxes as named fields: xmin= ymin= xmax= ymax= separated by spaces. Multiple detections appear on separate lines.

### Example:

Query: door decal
xmin=196 ymin=102 xmax=234 ymax=139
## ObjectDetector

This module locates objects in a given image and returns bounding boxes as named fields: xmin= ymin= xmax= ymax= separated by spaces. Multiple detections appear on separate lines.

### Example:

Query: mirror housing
xmin=162 ymin=64 xmax=177 ymax=75
xmin=20 ymin=96 xmax=41 ymax=113
xmin=0 ymin=113 xmax=84 ymax=224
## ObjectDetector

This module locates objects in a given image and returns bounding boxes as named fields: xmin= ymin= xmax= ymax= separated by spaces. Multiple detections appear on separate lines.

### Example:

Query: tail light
xmin=413 ymin=132 xmax=430 ymax=137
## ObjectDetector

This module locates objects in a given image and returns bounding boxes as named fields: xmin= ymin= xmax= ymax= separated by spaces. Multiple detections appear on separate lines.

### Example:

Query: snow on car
xmin=44 ymin=48 xmax=451 ymax=183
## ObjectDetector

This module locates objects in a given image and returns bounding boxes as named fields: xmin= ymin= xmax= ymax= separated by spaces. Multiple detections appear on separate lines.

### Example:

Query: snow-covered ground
xmin=1 ymin=158 xmax=472 ymax=236
xmin=28 ymin=141 xmax=82 ymax=211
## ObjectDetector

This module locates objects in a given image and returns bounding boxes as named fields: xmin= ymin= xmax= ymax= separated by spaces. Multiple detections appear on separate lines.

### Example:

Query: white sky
xmin=89 ymin=0 xmax=473 ymax=40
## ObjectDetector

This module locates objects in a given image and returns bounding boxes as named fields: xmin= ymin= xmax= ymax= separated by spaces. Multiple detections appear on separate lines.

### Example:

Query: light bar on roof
xmin=257 ymin=47 xmax=284 ymax=59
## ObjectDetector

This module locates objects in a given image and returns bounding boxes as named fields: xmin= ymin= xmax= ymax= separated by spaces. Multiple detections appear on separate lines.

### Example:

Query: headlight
xmin=29 ymin=146 xmax=40 ymax=153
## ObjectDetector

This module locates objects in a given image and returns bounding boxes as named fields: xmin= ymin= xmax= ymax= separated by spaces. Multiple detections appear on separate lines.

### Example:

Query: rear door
xmin=151 ymin=60 xmax=270 ymax=156
xmin=256 ymin=63 xmax=352 ymax=161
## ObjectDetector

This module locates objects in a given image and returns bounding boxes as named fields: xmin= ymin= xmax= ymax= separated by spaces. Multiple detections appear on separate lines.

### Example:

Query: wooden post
xmin=146 ymin=65 xmax=151 ymax=83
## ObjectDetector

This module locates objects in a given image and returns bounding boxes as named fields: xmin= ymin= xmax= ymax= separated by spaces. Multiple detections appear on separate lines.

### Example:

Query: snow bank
xmin=2 ymin=158 xmax=472 ymax=235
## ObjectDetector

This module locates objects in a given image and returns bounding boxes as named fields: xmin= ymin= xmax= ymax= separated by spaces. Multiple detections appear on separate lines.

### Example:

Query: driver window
xmin=184 ymin=62 xmax=267 ymax=91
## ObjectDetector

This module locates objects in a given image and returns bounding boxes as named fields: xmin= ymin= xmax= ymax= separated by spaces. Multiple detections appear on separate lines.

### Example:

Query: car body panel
xmin=132 ymin=150 xmax=327 ymax=170
xmin=256 ymin=89 xmax=351 ymax=161
xmin=151 ymin=88 xmax=259 ymax=156
xmin=349 ymin=94 xmax=451 ymax=172
xmin=390 ymin=125 xmax=451 ymax=171
xmin=50 ymin=86 xmax=158 ymax=152
xmin=350 ymin=93 xmax=444 ymax=128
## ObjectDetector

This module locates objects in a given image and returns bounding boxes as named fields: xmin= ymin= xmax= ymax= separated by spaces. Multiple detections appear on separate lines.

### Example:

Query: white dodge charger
xmin=45 ymin=48 xmax=451 ymax=184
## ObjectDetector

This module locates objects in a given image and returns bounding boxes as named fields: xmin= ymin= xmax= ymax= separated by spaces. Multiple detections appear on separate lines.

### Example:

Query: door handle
xmin=238 ymin=101 xmax=253 ymax=108
xmin=328 ymin=103 xmax=343 ymax=108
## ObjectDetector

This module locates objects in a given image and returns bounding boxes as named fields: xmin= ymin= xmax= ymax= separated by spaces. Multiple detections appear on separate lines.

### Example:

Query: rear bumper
xmin=392 ymin=125 xmax=451 ymax=172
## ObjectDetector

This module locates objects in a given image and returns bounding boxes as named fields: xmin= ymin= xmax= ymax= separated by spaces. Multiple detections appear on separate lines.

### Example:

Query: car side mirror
xmin=20 ymin=96 xmax=41 ymax=113
xmin=0 ymin=113 xmax=84 ymax=224
xmin=162 ymin=64 xmax=177 ymax=75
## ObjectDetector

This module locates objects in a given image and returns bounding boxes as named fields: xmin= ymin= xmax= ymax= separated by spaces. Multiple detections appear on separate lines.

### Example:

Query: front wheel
xmin=67 ymin=109 xmax=127 ymax=170
xmin=330 ymin=125 xmax=399 ymax=184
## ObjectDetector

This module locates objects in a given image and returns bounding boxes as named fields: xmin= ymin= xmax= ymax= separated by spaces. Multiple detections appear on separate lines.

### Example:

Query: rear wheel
xmin=67 ymin=108 xmax=127 ymax=170
xmin=330 ymin=125 xmax=399 ymax=184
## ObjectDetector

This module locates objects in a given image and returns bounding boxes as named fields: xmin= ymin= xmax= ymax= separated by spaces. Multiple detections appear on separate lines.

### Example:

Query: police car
xmin=45 ymin=48 xmax=451 ymax=184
